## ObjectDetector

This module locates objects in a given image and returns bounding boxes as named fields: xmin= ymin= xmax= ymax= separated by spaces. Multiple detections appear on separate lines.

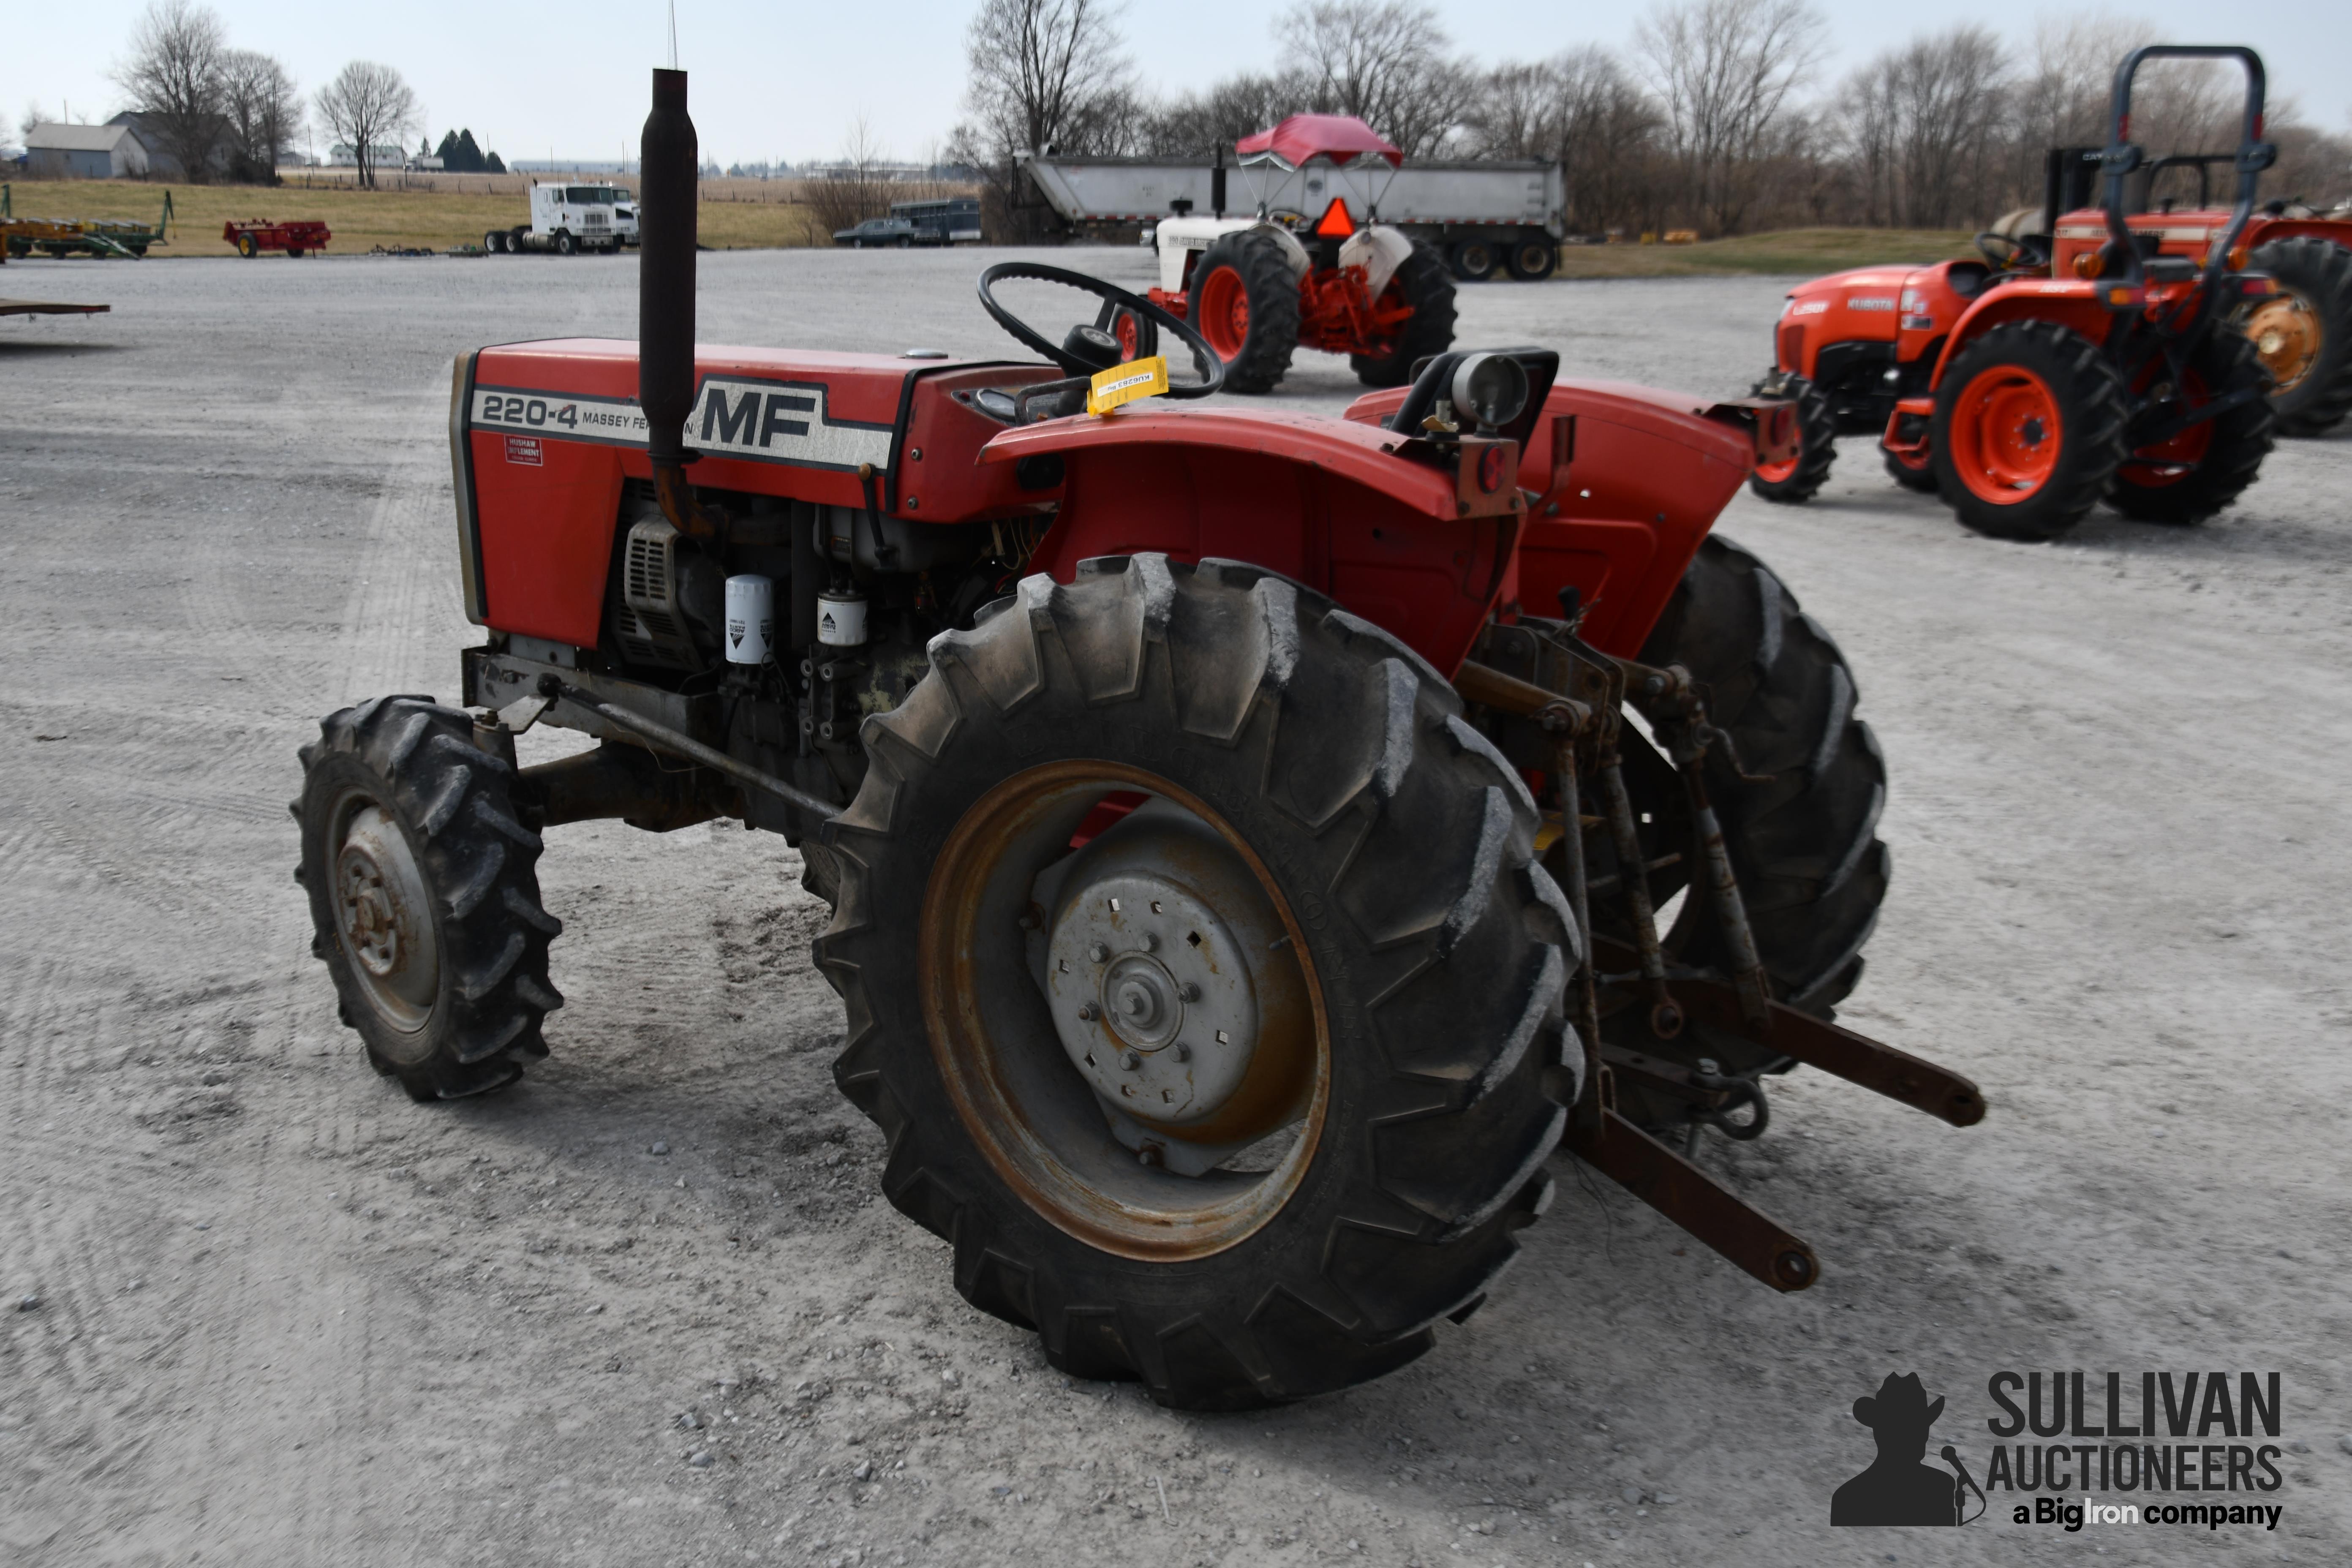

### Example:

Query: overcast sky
xmin=8 ymin=0 xmax=2347 ymax=170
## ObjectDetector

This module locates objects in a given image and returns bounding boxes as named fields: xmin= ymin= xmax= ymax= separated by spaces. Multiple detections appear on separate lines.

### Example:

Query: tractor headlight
xmin=1450 ymin=353 xmax=1529 ymax=433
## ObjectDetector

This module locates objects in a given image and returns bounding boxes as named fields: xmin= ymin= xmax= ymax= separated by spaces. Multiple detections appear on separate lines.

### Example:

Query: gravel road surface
xmin=4 ymin=246 xmax=2348 ymax=1567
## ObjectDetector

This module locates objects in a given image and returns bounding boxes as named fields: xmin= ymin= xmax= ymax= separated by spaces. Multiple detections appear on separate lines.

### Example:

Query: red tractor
xmin=295 ymin=70 xmax=1981 ymax=1410
xmin=1997 ymin=145 xmax=2352 ymax=437
xmin=1138 ymin=116 xmax=1456 ymax=393
xmin=1751 ymin=46 xmax=2282 ymax=541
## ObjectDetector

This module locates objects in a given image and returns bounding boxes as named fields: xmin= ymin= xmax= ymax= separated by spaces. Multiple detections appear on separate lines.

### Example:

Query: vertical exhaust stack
xmin=640 ymin=67 xmax=710 ymax=536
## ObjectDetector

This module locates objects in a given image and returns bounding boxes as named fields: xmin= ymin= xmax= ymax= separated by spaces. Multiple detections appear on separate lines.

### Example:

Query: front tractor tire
xmin=296 ymin=696 xmax=563 ymax=1101
xmin=2241 ymin=236 xmax=2352 ymax=435
xmin=1188 ymin=231 xmax=1300 ymax=394
xmin=1348 ymin=240 xmax=1457 ymax=389
xmin=817 ymin=555 xmax=1572 ymax=1410
xmin=1745 ymin=374 xmax=1836 ymax=503
xmin=1931 ymin=320 xmax=2128 ymax=541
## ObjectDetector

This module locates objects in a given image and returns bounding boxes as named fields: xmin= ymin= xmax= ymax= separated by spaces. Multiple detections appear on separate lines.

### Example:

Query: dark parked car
xmin=832 ymin=217 xmax=925 ymax=249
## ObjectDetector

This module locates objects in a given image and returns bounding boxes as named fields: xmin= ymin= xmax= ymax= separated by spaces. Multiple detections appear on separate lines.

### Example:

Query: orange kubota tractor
xmin=295 ymin=69 xmax=1982 ymax=1410
xmin=1750 ymin=46 xmax=2284 ymax=541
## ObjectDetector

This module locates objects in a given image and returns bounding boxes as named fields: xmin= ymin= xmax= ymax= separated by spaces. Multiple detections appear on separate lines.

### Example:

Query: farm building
xmin=24 ymin=123 xmax=150 ymax=180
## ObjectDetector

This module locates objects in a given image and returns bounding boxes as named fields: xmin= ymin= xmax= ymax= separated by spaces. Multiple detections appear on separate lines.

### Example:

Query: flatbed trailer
xmin=0 ymin=299 xmax=111 ymax=316
xmin=0 ymin=185 xmax=169 ymax=259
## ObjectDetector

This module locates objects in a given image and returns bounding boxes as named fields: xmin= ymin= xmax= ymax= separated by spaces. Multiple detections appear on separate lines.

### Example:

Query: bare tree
xmin=220 ymin=50 xmax=301 ymax=184
xmin=1274 ymin=0 xmax=1472 ymax=158
xmin=1140 ymin=71 xmax=1315 ymax=157
xmin=1459 ymin=49 xmax=1664 ymax=234
xmin=959 ymin=0 xmax=1135 ymax=161
xmin=111 ymin=0 xmax=228 ymax=182
xmin=953 ymin=0 xmax=1135 ymax=238
xmin=1840 ymin=27 xmax=2010 ymax=228
xmin=1636 ymin=0 xmax=1827 ymax=233
xmin=314 ymin=61 xmax=416 ymax=189
xmin=803 ymin=116 xmax=894 ymax=234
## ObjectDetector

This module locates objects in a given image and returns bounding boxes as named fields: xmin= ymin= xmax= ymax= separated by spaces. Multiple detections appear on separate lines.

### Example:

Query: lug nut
xmin=1087 ymin=942 xmax=1109 ymax=963
xmin=1120 ymin=1051 xmax=1141 ymax=1071
xmin=1139 ymin=932 xmax=1160 ymax=953
xmin=1178 ymin=982 xmax=1201 ymax=1002
xmin=1172 ymin=1042 xmax=1192 ymax=1062
xmin=1077 ymin=1002 xmax=1100 ymax=1022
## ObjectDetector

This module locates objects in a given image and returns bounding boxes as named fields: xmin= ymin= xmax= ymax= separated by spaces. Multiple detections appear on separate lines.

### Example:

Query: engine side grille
xmin=1778 ymin=322 xmax=1807 ymax=373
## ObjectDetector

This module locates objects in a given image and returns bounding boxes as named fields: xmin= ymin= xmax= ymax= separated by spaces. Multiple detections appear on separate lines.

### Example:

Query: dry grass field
xmin=3 ymin=176 xmax=838 ymax=256
xmin=9 ymin=179 xmax=1978 ymax=275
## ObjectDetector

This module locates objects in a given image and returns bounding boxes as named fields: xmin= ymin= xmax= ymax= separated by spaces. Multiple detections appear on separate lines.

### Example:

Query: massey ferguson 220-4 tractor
xmin=295 ymin=70 xmax=1984 ymax=1410
xmin=1750 ymin=46 xmax=2283 ymax=541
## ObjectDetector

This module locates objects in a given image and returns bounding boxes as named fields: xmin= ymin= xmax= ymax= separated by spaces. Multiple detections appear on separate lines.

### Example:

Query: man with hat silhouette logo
xmin=1831 ymin=1373 xmax=1962 ymax=1525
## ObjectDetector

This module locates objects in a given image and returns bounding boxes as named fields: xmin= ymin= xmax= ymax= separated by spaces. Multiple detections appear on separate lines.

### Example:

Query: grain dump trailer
xmin=1019 ymin=142 xmax=1566 ymax=281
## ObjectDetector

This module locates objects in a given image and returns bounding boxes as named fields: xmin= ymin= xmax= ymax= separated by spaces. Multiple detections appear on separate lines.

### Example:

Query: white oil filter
xmin=817 ymin=587 xmax=868 ymax=647
xmin=723 ymin=574 xmax=774 ymax=664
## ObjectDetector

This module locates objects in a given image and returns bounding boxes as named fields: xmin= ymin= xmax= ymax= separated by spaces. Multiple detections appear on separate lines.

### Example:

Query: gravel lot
xmin=4 ymin=246 xmax=2349 ymax=1567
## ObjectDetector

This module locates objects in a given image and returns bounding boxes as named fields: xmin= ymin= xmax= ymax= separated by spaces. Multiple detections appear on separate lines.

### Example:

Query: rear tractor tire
xmin=1349 ymin=240 xmax=1456 ymax=389
xmin=1745 ymin=374 xmax=1836 ymax=503
xmin=295 ymin=696 xmax=563 ymax=1101
xmin=2240 ymin=236 xmax=2352 ymax=436
xmin=1590 ymin=536 xmax=1891 ymax=1133
xmin=1188 ymin=231 xmax=1300 ymax=395
xmin=1881 ymin=441 xmax=1939 ymax=492
xmin=1931 ymin=320 xmax=2128 ymax=541
xmin=817 ymin=555 xmax=1573 ymax=1410
xmin=2104 ymin=327 xmax=2275 ymax=525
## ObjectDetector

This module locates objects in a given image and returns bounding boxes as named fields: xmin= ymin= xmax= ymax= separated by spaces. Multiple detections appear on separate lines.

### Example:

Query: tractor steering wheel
xmin=975 ymin=261 xmax=1223 ymax=398
xmin=1976 ymin=230 xmax=2050 ymax=272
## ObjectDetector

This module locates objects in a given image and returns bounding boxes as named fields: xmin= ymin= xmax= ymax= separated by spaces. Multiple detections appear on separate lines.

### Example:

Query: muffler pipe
xmin=639 ymin=67 xmax=712 ymax=536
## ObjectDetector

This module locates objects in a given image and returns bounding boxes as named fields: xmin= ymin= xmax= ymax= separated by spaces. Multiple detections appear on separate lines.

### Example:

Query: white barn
xmin=24 ymin=123 xmax=150 ymax=180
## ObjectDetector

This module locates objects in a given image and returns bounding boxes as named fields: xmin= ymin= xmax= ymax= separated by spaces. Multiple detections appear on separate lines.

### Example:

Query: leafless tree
xmin=1139 ymin=71 xmax=1315 ymax=158
xmin=111 ymin=0 xmax=229 ymax=182
xmin=220 ymin=50 xmax=301 ymax=184
xmin=1459 ymin=49 xmax=1664 ymax=234
xmin=1839 ymin=27 xmax=2010 ymax=228
xmin=959 ymin=0 xmax=1135 ymax=160
xmin=804 ymin=116 xmax=895 ymax=234
xmin=314 ymin=61 xmax=416 ymax=189
xmin=1636 ymin=0 xmax=1827 ymax=233
xmin=1274 ymin=0 xmax=1474 ymax=158
xmin=953 ymin=0 xmax=1135 ymax=238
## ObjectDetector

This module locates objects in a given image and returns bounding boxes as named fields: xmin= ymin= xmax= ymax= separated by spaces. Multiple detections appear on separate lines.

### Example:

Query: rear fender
xmin=981 ymin=407 xmax=1516 ymax=676
xmin=1932 ymin=280 xmax=2116 ymax=387
xmin=1345 ymin=380 xmax=1753 ymax=657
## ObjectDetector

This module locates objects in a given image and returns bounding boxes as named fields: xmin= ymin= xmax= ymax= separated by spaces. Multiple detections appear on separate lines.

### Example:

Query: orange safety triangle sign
xmin=1313 ymin=198 xmax=1354 ymax=237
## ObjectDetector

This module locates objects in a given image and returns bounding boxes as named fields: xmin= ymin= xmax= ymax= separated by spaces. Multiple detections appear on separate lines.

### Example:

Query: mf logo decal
xmin=690 ymin=377 xmax=894 ymax=471
xmin=470 ymin=374 xmax=895 ymax=476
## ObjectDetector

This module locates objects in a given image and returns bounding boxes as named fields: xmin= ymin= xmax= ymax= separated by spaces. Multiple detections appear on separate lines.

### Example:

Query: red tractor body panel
xmin=2050 ymin=206 xmax=2352 ymax=280
xmin=457 ymin=340 xmax=1756 ymax=675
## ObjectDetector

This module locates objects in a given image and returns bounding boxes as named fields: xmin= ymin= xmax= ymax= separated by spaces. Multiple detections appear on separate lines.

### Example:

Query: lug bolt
xmin=1139 ymin=932 xmax=1160 ymax=953
xmin=1077 ymin=1002 xmax=1100 ymax=1022
xmin=1087 ymin=942 xmax=1109 ymax=963
xmin=1120 ymin=1051 xmax=1142 ymax=1071
xmin=1172 ymin=1042 xmax=1192 ymax=1062
xmin=1178 ymin=982 xmax=1201 ymax=1002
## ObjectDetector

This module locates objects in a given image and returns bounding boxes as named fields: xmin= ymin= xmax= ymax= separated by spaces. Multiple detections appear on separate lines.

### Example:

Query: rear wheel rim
xmin=1753 ymin=453 xmax=1799 ymax=483
xmin=1196 ymin=268 xmax=1250 ymax=359
xmin=1113 ymin=310 xmax=1140 ymax=360
xmin=2241 ymin=291 xmax=2322 ymax=392
xmin=919 ymin=762 xmax=1327 ymax=1262
xmin=1951 ymin=364 xmax=2063 ymax=503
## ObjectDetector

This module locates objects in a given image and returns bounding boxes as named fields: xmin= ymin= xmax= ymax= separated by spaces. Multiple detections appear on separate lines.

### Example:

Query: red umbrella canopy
xmin=1233 ymin=114 xmax=1404 ymax=171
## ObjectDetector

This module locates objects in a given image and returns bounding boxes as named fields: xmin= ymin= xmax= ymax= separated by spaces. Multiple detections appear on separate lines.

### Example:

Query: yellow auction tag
xmin=1086 ymin=355 xmax=1169 ymax=416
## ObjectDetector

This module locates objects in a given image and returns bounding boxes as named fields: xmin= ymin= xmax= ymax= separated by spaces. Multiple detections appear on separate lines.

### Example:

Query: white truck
xmin=486 ymin=182 xmax=640 ymax=256
xmin=1018 ymin=131 xmax=1566 ymax=282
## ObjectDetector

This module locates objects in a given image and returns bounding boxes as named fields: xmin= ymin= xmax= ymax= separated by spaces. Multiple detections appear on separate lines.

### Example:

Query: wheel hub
xmin=332 ymin=801 xmax=438 ymax=1030
xmin=2242 ymin=293 xmax=2319 ymax=392
xmin=1046 ymin=859 xmax=1262 ymax=1127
